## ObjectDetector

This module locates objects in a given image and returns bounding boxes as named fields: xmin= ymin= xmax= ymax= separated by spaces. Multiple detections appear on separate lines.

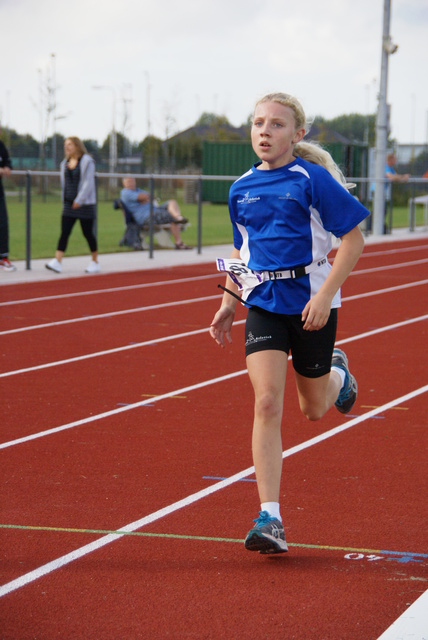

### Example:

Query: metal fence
xmin=6 ymin=170 xmax=428 ymax=270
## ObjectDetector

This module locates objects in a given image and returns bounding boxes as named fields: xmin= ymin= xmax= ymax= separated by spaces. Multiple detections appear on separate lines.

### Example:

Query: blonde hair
xmin=294 ymin=141 xmax=348 ymax=187
xmin=65 ymin=136 xmax=88 ymax=160
xmin=254 ymin=93 xmax=351 ymax=189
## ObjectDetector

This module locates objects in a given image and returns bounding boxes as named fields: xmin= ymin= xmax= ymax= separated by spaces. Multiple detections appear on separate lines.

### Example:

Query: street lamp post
xmin=372 ymin=0 xmax=398 ymax=235
xmin=145 ymin=71 xmax=151 ymax=137
xmin=52 ymin=113 xmax=71 ymax=166
xmin=51 ymin=54 xmax=57 ymax=168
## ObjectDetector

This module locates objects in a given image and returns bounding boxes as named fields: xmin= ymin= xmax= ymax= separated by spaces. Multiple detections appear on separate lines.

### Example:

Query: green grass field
xmin=5 ymin=192 xmax=424 ymax=262
xmin=6 ymin=196 xmax=234 ymax=261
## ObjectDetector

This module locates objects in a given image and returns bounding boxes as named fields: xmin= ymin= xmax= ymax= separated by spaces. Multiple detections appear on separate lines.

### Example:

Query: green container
xmin=323 ymin=143 xmax=368 ymax=179
xmin=202 ymin=140 xmax=368 ymax=203
xmin=202 ymin=141 xmax=258 ymax=203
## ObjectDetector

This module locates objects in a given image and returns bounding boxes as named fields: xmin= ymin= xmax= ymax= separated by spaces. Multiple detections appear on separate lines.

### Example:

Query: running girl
xmin=210 ymin=92 xmax=369 ymax=555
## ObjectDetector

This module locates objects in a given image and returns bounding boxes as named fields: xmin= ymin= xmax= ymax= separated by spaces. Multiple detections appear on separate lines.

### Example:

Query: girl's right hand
xmin=209 ymin=306 xmax=235 ymax=348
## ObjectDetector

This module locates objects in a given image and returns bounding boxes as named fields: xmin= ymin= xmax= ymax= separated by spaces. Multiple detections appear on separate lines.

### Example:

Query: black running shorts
xmin=245 ymin=307 xmax=337 ymax=378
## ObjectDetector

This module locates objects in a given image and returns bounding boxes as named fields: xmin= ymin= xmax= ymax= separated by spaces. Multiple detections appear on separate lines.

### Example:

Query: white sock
xmin=261 ymin=502 xmax=281 ymax=522
xmin=331 ymin=366 xmax=346 ymax=389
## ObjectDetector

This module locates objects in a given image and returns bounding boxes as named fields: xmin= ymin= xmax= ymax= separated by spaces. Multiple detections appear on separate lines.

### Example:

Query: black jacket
xmin=0 ymin=140 xmax=12 ymax=198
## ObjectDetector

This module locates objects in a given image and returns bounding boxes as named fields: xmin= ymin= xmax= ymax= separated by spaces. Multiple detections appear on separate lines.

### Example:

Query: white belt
xmin=216 ymin=257 xmax=328 ymax=298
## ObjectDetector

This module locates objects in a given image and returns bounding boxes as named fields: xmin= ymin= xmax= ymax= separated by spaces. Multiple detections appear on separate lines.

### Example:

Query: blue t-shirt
xmin=228 ymin=158 xmax=369 ymax=314
xmin=384 ymin=164 xmax=396 ymax=201
xmin=120 ymin=188 xmax=150 ymax=225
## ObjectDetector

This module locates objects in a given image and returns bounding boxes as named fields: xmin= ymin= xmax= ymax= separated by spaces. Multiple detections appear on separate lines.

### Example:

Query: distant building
xmin=396 ymin=144 xmax=427 ymax=165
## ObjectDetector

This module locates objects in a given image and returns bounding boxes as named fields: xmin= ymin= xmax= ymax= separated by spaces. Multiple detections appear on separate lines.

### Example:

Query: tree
xmin=45 ymin=133 xmax=65 ymax=167
xmin=164 ymin=133 xmax=202 ymax=171
xmin=407 ymin=150 xmax=428 ymax=177
xmin=196 ymin=113 xmax=231 ymax=127
xmin=140 ymin=135 xmax=164 ymax=173
xmin=83 ymin=139 xmax=102 ymax=164
xmin=320 ymin=113 xmax=377 ymax=146
xmin=6 ymin=129 xmax=39 ymax=158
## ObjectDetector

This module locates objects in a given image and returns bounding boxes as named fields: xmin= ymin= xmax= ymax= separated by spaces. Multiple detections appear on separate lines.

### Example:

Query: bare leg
xmin=294 ymin=369 xmax=342 ymax=421
xmin=166 ymin=200 xmax=188 ymax=245
xmin=246 ymin=350 xmax=288 ymax=503
xmin=167 ymin=199 xmax=185 ymax=221
xmin=169 ymin=224 xmax=182 ymax=244
xmin=55 ymin=250 xmax=64 ymax=263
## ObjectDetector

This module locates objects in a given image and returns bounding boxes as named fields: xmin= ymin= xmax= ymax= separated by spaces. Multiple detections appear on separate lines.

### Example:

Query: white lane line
xmin=0 ymin=370 xmax=248 ymax=450
xmin=360 ymin=244 xmax=428 ymax=258
xmin=1 ymin=316 xmax=427 ymax=449
xmin=1 ymin=245 xmax=426 ymax=308
xmin=0 ymin=383 xmax=426 ymax=599
xmin=1 ymin=278 xmax=427 ymax=338
xmin=345 ymin=279 xmax=428 ymax=301
xmin=1 ymin=312 xmax=427 ymax=380
xmin=282 ymin=385 xmax=428 ymax=458
xmin=0 ymin=294 xmax=220 ymax=336
xmin=351 ymin=257 xmax=428 ymax=276
xmin=332 ymin=314 xmax=428 ymax=346
xmin=0 ymin=326 xmax=223 ymax=379
xmin=376 ymin=588 xmax=428 ymax=640
xmin=0 ymin=274 xmax=219 ymax=307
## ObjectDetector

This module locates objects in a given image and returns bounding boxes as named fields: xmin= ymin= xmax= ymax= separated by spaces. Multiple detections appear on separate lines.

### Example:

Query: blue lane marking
xmin=380 ymin=549 xmax=428 ymax=558
xmin=380 ymin=549 xmax=427 ymax=563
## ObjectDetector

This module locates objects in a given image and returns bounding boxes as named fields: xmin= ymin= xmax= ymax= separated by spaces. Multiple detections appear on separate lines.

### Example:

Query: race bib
xmin=216 ymin=258 xmax=264 ymax=297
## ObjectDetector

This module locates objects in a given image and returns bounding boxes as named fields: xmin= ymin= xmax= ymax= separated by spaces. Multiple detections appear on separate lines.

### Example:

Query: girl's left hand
xmin=301 ymin=295 xmax=331 ymax=331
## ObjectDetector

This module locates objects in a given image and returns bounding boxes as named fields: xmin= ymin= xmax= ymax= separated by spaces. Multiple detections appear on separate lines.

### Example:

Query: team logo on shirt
xmin=278 ymin=192 xmax=297 ymax=201
xmin=238 ymin=192 xmax=260 ymax=205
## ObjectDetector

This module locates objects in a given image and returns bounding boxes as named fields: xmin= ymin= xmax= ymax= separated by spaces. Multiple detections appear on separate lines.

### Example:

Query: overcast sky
xmin=1 ymin=0 xmax=427 ymax=147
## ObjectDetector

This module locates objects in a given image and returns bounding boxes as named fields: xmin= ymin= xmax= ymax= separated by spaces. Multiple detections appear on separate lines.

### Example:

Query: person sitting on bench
xmin=120 ymin=177 xmax=191 ymax=250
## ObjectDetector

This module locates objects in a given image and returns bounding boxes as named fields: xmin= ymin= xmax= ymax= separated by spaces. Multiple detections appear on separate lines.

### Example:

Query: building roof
xmin=166 ymin=121 xmax=355 ymax=146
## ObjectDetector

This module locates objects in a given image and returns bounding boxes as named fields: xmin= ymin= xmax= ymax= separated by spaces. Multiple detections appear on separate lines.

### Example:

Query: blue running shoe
xmin=332 ymin=348 xmax=358 ymax=414
xmin=244 ymin=511 xmax=288 ymax=554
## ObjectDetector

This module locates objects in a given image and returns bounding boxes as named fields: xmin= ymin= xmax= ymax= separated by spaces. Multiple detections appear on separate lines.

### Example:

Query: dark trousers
xmin=0 ymin=195 xmax=9 ymax=258
xmin=57 ymin=216 xmax=98 ymax=253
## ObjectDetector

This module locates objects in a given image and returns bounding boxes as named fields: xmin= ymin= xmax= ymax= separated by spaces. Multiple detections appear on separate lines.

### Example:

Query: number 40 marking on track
xmin=345 ymin=552 xmax=424 ymax=564
xmin=345 ymin=553 xmax=384 ymax=562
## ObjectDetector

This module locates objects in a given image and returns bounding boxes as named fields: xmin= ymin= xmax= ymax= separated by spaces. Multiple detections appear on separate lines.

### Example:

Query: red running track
xmin=0 ymin=239 xmax=427 ymax=639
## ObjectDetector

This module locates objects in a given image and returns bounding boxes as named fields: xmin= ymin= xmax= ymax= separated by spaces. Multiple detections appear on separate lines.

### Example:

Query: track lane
xmin=1 ymin=388 xmax=426 ymax=639
xmin=1 ymin=243 xmax=427 ymax=327
xmin=2 ymin=321 xmax=426 ymax=567
xmin=1 ymin=307 xmax=427 ymax=444
xmin=1 ymin=242 xmax=427 ymax=639
xmin=0 ymin=273 xmax=426 ymax=375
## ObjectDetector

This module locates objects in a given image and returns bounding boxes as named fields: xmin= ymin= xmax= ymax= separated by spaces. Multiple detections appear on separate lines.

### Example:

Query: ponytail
xmin=294 ymin=141 xmax=354 ymax=190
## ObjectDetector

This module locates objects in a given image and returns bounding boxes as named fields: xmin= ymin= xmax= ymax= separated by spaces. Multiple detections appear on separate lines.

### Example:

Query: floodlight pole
xmin=51 ymin=54 xmax=57 ymax=167
xmin=145 ymin=71 xmax=151 ymax=137
xmin=373 ymin=0 xmax=397 ymax=235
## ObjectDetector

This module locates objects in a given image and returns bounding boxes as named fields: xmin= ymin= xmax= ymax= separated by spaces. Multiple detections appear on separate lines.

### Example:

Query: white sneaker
xmin=85 ymin=260 xmax=100 ymax=274
xmin=0 ymin=258 xmax=17 ymax=272
xmin=46 ymin=258 xmax=62 ymax=273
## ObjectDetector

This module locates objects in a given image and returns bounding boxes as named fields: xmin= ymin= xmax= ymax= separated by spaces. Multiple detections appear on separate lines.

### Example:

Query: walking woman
xmin=0 ymin=132 xmax=16 ymax=271
xmin=46 ymin=136 xmax=99 ymax=274
xmin=210 ymin=93 xmax=369 ymax=555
